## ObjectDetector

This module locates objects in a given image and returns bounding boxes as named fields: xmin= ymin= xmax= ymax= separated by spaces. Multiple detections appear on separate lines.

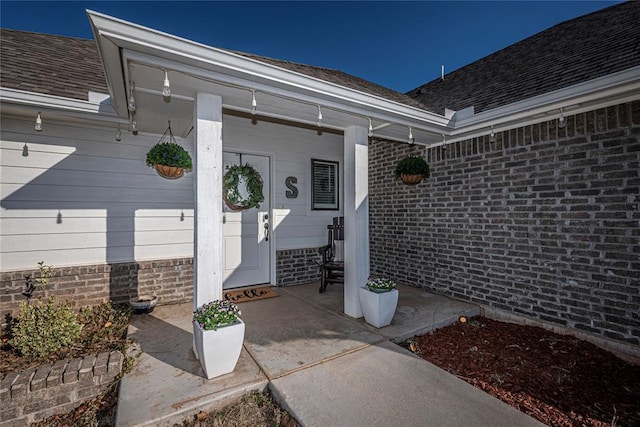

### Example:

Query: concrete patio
xmin=116 ymin=283 xmax=543 ymax=426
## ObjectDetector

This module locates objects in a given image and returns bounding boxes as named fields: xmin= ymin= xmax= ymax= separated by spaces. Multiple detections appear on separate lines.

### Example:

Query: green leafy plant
xmin=22 ymin=261 xmax=53 ymax=302
xmin=223 ymin=164 xmax=264 ymax=210
xmin=9 ymin=296 xmax=82 ymax=358
xmin=146 ymin=142 xmax=193 ymax=171
xmin=35 ymin=260 xmax=52 ymax=289
xmin=365 ymin=277 xmax=397 ymax=293
xmin=394 ymin=156 xmax=430 ymax=179
xmin=193 ymin=300 xmax=241 ymax=331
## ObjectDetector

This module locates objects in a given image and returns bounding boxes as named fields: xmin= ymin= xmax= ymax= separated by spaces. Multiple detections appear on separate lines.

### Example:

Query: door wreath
xmin=223 ymin=164 xmax=264 ymax=211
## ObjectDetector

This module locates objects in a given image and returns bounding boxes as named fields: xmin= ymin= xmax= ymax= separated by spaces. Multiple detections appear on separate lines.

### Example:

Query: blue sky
xmin=1 ymin=1 xmax=622 ymax=92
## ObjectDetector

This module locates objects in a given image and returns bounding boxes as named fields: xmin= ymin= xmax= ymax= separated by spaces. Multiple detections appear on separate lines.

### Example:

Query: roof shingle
xmin=0 ymin=28 xmax=108 ymax=101
xmin=407 ymin=2 xmax=640 ymax=115
xmin=0 ymin=28 xmax=424 ymax=110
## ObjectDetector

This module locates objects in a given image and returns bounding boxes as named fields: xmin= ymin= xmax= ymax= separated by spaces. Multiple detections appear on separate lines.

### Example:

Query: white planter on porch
xmin=193 ymin=319 xmax=245 ymax=379
xmin=359 ymin=287 xmax=399 ymax=328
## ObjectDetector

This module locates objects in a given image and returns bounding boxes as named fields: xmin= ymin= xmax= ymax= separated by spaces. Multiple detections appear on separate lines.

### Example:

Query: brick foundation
xmin=370 ymin=100 xmax=640 ymax=346
xmin=2 ymin=250 xmax=324 ymax=318
xmin=0 ymin=351 xmax=123 ymax=426
xmin=1 ymin=258 xmax=194 ymax=318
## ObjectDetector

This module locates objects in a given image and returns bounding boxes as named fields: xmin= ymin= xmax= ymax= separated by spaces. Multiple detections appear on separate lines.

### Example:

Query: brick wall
xmin=0 ymin=351 xmax=123 ymax=426
xmin=276 ymin=248 xmax=324 ymax=286
xmin=370 ymin=101 xmax=640 ymax=346
xmin=1 ymin=258 xmax=194 ymax=318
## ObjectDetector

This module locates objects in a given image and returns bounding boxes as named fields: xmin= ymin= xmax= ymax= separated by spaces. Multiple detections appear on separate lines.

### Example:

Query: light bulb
xmin=131 ymin=119 xmax=138 ymax=136
xmin=408 ymin=127 xmax=414 ymax=144
xmin=115 ymin=127 xmax=122 ymax=142
xmin=558 ymin=108 xmax=566 ymax=129
xmin=317 ymin=105 xmax=323 ymax=128
xmin=162 ymin=70 xmax=171 ymax=103
xmin=489 ymin=126 xmax=496 ymax=143
xmin=128 ymin=94 xmax=136 ymax=112
xmin=251 ymin=91 xmax=257 ymax=115
xmin=35 ymin=113 xmax=43 ymax=132
xmin=368 ymin=118 xmax=373 ymax=137
xmin=128 ymin=83 xmax=136 ymax=111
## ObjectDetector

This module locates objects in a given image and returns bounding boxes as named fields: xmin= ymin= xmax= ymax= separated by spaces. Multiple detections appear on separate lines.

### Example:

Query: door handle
xmin=264 ymin=222 xmax=270 ymax=241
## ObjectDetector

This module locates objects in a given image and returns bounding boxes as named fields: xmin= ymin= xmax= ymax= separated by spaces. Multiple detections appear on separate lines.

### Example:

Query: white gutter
xmin=0 ymin=88 xmax=129 ymax=125
xmin=0 ymin=88 xmax=113 ymax=114
xmin=123 ymin=50 xmax=449 ymax=134
xmin=438 ymin=66 xmax=640 ymax=145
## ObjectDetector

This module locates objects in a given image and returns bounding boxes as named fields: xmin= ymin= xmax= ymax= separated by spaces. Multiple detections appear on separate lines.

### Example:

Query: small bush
xmin=393 ymin=155 xmax=430 ymax=179
xmin=10 ymin=296 xmax=82 ymax=358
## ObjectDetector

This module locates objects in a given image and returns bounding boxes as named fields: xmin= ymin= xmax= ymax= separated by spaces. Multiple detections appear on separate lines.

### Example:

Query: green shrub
xmin=10 ymin=296 xmax=82 ymax=358
xmin=394 ymin=156 xmax=430 ymax=179
xmin=146 ymin=142 xmax=193 ymax=171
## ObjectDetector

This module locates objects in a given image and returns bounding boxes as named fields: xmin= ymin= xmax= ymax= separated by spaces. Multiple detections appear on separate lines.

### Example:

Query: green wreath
xmin=223 ymin=164 xmax=264 ymax=210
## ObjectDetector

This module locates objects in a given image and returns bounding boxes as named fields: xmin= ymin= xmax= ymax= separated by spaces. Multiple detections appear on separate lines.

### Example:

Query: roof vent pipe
xmin=441 ymin=65 xmax=445 ymax=81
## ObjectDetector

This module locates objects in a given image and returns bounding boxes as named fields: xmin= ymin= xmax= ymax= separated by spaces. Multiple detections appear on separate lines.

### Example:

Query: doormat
xmin=224 ymin=286 xmax=279 ymax=303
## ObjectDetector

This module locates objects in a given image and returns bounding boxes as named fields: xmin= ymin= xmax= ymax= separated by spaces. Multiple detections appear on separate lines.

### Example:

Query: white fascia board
xmin=123 ymin=50 xmax=448 ymax=134
xmin=86 ymin=10 xmax=450 ymax=132
xmin=0 ymin=87 xmax=119 ymax=118
xmin=444 ymin=66 xmax=640 ymax=143
xmin=0 ymin=88 xmax=115 ymax=115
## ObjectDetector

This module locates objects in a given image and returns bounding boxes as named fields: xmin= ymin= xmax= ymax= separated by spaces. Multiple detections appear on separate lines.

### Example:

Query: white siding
xmin=1 ymin=116 xmax=194 ymax=271
xmin=222 ymin=115 xmax=343 ymax=251
xmin=1 ymin=113 xmax=343 ymax=271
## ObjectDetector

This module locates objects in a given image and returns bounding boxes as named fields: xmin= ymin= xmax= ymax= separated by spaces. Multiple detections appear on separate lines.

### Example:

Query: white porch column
xmin=193 ymin=93 xmax=223 ymax=310
xmin=343 ymin=125 xmax=369 ymax=318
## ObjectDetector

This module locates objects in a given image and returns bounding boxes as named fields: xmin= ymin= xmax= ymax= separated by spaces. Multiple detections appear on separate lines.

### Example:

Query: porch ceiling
xmin=88 ymin=10 xmax=451 ymax=144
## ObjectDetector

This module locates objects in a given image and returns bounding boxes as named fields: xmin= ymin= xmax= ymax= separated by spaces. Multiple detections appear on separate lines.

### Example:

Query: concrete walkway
xmin=116 ymin=283 xmax=543 ymax=426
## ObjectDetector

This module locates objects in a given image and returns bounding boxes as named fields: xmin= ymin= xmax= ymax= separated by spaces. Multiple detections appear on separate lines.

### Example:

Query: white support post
xmin=343 ymin=125 xmax=369 ymax=318
xmin=193 ymin=93 xmax=223 ymax=310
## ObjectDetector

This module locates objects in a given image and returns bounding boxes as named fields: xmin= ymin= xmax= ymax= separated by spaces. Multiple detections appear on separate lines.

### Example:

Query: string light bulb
xmin=251 ymin=91 xmax=257 ymax=115
xmin=35 ymin=112 xmax=43 ymax=132
xmin=317 ymin=105 xmax=323 ymax=128
xmin=128 ymin=83 xmax=136 ymax=112
xmin=408 ymin=126 xmax=414 ymax=144
xmin=162 ymin=70 xmax=171 ymax=103
xmin=558 ymin=108 xmax=566 ymax=129
xmin=368 ymin=118 xmax=373 ymax=137
xmin=489 ymin=126 xmax=496 ymax=143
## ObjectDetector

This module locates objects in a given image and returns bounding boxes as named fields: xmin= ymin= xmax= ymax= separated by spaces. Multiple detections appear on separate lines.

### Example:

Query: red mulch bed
xmin=413 ymin=317 xmax=640 ymax=427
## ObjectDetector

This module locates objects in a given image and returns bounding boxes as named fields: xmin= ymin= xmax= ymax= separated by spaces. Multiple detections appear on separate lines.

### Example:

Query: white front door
xmin=223 ymin=152 xmax=271 ymax=289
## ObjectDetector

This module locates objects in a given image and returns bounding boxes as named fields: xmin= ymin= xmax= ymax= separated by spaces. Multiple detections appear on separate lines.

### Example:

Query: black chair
xmin=319 ymin=217 xmax=344 ymax=293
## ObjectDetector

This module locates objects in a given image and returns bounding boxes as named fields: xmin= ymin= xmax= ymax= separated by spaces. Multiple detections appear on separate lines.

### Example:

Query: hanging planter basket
xmin=155 ymin=164 xmax=185 ymax=179
xmin=223 ymin=163 xmax=264 ymax=211
xmin=394 ymin=155 xmax=430 ymax=186
xmin=146 ymin=121 xmax=193 ymax=180
xmin=399 ymin=174 xmax=423 ymax=185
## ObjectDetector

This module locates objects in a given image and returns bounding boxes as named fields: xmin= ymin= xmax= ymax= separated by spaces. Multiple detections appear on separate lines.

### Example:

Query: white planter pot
xmin=359 ymin=288 xmax=399 ymax=328
xmin=193 ymin=319 xmax=245 ymax=379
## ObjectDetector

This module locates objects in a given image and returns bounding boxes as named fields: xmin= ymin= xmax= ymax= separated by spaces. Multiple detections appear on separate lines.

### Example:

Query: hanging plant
xmin=223 ymin=164 xmax=264 ymax=210
xmin=146 ymin=121 xmax=193 ymax=179
xmin=394 ymin=155 xmax=430 ymax=185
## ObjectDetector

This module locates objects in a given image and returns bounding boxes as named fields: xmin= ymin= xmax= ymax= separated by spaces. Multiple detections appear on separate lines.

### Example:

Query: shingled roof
xmin=407 ymin=1 xmax=640 ymax=115
xmin=235 ymin=51 xmax=427 ymax=109
xmin=0 ymin=27 xmax=424 ymax=109
xmin=0 ymin=28 xmax=108 ymax=101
